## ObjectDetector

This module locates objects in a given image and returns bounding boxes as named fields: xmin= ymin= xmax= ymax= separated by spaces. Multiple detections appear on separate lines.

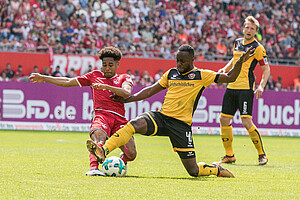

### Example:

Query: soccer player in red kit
xmin=29 ymin=47 xmax=137 ymax=176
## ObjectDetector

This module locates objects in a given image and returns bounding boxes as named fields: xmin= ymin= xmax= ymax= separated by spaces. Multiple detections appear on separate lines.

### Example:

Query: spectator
xmin=29 ymin=65 xmax=39 ymax=77
xmin=66 ymin=67 xmax=77 ymax=78
xmin=0 ymin=0 xmax=298 ymax=65
xmin=2 ymin=63 xmax=15 ymax=79
xmin=139 ymin=70 xmax=154 ymax=86
xmin=294 ymin=75 xmax=300 ymax=92
xmin=216 ymin=40 xmax=227 ymax=58
xmin=134 ymin=69 xmax=140 ymax=84
xmin=9 ymin=19 xmax=23 ymax=41
xmin=15 ymin=65 xmax=24 ymax=77
xmin=265 ymin=74 xmax=276 ymax=90
xmin=0 ymin=71 xmax=9 ymax=81
xmin=275 ymin=76 xmax=283 ymax=91
xmin=21 ymin=21 xmax=31 ymax=40
xmin=126 ymin=69 xmax=135 ymax=80
xmin=84 ymin=65 xmax=93 ymax=74
xmin=42 ymin=67 xmax=51 ymax=76
xmin=52 ymin=65 xmax=63 ymax=77
xmin=154 ymin=69 xmax=163 ymax=82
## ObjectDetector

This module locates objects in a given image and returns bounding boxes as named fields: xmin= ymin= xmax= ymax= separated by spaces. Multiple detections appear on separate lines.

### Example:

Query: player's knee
xmin=241 ymin=118 xmax=252 ymax=129
xmin=90 ymin=129 xmax=106 ymax=142
xmin=130 ymin=116 xmax=147 ymax=133
xmin=220 ymin=115 xmax=230 ymax=126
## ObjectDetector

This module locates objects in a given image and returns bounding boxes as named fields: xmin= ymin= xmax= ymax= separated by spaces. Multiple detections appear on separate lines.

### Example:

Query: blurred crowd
xmin=0 ymin=0 xmax=299 ymax=64
xmin=1 ymin=61 xmax=300 ymax=92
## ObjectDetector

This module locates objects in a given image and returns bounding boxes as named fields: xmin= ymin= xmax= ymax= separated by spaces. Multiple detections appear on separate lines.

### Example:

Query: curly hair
xmin=98 ymin=46 xmax=122 ymax=61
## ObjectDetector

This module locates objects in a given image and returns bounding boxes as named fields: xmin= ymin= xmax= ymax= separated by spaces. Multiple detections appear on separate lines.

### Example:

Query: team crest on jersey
xmin=113 ymin=79 xmax=119 ymax=85
xmin=188 ymin=73 xmax=195 ymax=79
xmin=101 ymin=124 xmax=107 ymax=130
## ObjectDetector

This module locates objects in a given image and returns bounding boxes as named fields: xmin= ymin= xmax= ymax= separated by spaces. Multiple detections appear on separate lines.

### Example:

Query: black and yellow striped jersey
xmin=158 ymin=67 xmax=219 ymax=125
xmin=227 ymin=38 xmax=268 ymax=90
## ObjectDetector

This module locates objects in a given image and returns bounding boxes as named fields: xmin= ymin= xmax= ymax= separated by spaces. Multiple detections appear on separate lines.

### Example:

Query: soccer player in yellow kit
xmin=218 ymin=16 xmax=270 ymax=165
xmin=87 ymin=44 xmax=255 ymax=178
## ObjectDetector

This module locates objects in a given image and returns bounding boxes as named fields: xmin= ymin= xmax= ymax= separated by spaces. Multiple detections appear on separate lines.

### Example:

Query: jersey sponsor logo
xmin=170 ymin=74 xmax=177 ymax=79
xmin=169 ymin=81 xmax=194 ymax=87
xmin=242 ymin=101 xmax=248 ymax=114
xmin=113 ymin=79 xmax=119 ymax=85
xmin=188 ymin=73 xmax=195 ymax=79
xmin=187 ymin=151 xmax=195 ymax=157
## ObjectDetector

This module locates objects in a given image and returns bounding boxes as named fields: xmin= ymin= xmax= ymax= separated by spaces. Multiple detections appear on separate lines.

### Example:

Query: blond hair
xmin=244 ymin=16 xmax=260 ymax=30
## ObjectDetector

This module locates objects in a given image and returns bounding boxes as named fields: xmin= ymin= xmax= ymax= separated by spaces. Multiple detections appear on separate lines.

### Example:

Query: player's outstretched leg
xmin=197 ymin=162 xmax=235 ymax=178
xmin=212 ymin=163 xmax=235 ymax=178
xmin=85 ymin=153 xmax=106 ymax=176
xmin=86 ymin=139 xmax=106 ymax=164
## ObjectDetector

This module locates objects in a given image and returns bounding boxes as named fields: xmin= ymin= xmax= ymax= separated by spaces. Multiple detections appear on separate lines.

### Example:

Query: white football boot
xmin=85 ymin=168 xmax=106 ymax=176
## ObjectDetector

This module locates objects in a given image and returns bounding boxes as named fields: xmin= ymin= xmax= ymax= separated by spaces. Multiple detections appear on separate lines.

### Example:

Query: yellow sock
xmin=103 ymin=123 xmax=136 ymax=156
xmin=248 ymin=125 xmax=265 ymax=155
xmin=197 ymin=162 xmax=218 ymax=176
xmin=221 ymin=125 xmax=234 ymax=156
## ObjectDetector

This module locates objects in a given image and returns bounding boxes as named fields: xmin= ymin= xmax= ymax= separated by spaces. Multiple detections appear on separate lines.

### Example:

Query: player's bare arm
xmin=92 ymin=82 xmax=132 ymax=98
xmin=217 ymin=46 xmax=255 ymax=83
xmin=218 ymin=58 xmax=234 ymax=73
xmin=29 ymin=73 xmax=79 ymax=87
xmin=124 ymin=82 xmax=165 ymax=103
xmin=254 ymin=64 xmax=270 ymax=99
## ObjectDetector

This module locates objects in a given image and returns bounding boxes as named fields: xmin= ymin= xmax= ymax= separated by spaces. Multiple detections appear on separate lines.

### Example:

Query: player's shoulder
xmin=88 ymin=70 xmax=103 ymax=76
xmin=254 ymin=40 xmax=266 ymax=51
xmin=117 ymin=73 xmax=132 ymax=80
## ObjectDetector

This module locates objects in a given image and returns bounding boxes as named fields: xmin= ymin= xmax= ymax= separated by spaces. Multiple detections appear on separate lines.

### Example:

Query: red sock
xmin=89 ymin=143 xmax=103 ymax=169
xmin=121 ymin=145 xmax=137 ymax=164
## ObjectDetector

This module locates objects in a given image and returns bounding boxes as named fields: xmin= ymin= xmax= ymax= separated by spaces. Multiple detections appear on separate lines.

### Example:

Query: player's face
xmin=176 ymin=51 xmax=194 ymax=74
xmin=243 ymin=22 xmax=257 ymax=41
xmin=102 ymin=57 xmax=118 ymax=78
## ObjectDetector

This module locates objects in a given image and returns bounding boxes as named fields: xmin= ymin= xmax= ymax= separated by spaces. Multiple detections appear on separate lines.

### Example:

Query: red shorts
xmin=90 ymin=111 xmax=128 ymax=137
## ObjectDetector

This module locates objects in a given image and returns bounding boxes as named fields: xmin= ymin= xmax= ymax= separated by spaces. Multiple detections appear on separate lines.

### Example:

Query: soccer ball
xmin=102 ymin=156 xmax=126 ymax=177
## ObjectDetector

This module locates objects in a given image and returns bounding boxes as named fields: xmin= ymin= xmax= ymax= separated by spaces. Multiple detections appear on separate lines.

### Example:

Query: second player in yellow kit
xmin=218 ymin=16 xmax=270 ymax=165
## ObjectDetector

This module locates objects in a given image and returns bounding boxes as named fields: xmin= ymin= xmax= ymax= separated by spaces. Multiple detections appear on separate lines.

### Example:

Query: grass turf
xmin=0 ymin=130 xmax=299 ymax=199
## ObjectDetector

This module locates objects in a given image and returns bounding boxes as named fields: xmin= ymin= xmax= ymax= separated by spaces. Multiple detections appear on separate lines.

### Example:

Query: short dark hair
xmin=178 ymin=44 xmax=194 ymax=58
xmin=98 ymin=46 xmax=122 ymax=61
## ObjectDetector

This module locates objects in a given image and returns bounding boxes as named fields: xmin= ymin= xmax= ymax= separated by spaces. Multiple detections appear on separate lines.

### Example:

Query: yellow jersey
xmin=158 ymin=67 xmax=219 ymax=125
xmin=227 ymin=38 xmax=268 ymax=90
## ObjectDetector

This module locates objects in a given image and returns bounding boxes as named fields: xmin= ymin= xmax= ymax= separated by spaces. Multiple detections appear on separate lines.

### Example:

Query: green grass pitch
xmin=0 ymin=130 xmax=299 ymax=199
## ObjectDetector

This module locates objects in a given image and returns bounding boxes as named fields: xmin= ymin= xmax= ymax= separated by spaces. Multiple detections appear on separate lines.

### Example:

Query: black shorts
xmin=141 ymin=111 xmax=195 ymax=159
xmin=221 ymin=88 xmax=254 ymax=117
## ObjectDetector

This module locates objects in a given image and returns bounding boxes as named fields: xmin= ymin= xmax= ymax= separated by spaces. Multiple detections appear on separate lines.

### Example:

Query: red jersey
xmin=76 ymin=71 xmax=133 ymax=118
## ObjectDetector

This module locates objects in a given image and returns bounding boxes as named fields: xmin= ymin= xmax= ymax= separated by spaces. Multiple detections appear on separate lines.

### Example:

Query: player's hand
xmin=238 ymin=46 xmax=255 ymax=63
xmin=254 ymin=85 xmax=264 ymax=99
xmin=110 ymin=94 xmax=125 ymax=103
xmin=29 ymin=73 xmax=44 ymax=83
xmin=92 ymin=83 xmax=107 ymax=90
